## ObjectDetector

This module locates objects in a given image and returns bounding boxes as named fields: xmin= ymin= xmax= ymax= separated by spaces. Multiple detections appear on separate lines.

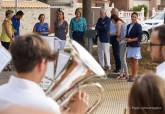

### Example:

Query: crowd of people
xmin=0 ymin=7 xmax=165 ymax=114
xmin=95 ymin=8 xmax=142 ymax=82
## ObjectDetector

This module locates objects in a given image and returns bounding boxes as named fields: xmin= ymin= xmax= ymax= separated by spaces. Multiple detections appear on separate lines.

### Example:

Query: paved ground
xmin=0 ymin=71 xmax=132 ymax=114
xmin=90 ymin=78 xmax=132 ymax=114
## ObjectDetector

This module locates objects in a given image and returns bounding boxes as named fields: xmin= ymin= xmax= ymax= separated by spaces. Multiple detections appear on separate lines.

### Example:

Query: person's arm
xmin=54 ymin=22 xmax=57 ymax=36
xmin=4 ymin=20 xmax=13 ymax=42
xmin=44 ymin=23 xmax=51 ymax=34
xmin=116 ymin=21 xmax=122 ymax=41
xmin=69 ymin=19 xmax=73 ymax=39
xmin=136 ymin=24 xmax=142 ymax=42
xmin=83 ymin=18 xmax=87 ymax=31
xmin=95 ymin=20 xmax=99 ymax=31
xmin=126 ymin=24 xmax=139 ymax=43
xmin=127 ymin=38 xmax=138 ymax=42
xmin=104 ymin=17 xmax=110 ymax=32
xmin=65 ymin=21 xmax=69 ymax=35
xmin=95 ymin=19 xmax=100 ymax=36
xmin=95 ymin=18 xmax=104 ymax=31
xmin=126 ymin=37 xmax=138 ymax=43
xmin=48 ymin=24 xmax=51 ymax=34
xmin=33 ymin=24 xmax=42 ymax=35
xmin=33 ymin=24 xmax=38 ymax=34
xmin=11 ymin=18 xmax=17 ymax=35
xmin=107 ymin=19 xmax=111 ymax=34
xmin=61 ymin=91 xmax=88 ymax=114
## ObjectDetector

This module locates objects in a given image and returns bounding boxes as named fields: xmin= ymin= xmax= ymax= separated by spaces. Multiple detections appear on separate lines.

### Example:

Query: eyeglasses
xmin=149 ymin=42 xmax=165 ymax=47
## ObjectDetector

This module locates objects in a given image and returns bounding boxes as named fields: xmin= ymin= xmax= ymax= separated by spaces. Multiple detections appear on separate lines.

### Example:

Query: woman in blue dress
xmin=33 ymin=14 xmax=50 ymax=36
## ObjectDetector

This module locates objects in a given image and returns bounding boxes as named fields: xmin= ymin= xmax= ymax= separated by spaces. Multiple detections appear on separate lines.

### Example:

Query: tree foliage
xmin=133 ymin=5 xmax=148 ymax=17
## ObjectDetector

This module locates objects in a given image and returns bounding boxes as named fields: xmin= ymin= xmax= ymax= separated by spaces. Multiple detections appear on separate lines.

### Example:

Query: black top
xmin=54 ymin=21 xmax=68 ymax=40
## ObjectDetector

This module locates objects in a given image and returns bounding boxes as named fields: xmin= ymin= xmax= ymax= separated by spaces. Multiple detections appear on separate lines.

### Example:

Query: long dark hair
xmin=128 ymin=74 xmax=165 ymax=114
xmin=111 ymin=14 xmax=124 ymax=23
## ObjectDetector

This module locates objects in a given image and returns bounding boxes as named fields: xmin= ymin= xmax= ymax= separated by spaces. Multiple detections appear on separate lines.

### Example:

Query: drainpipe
xmin=164 ymin=8 xmax=165 ymax=24
xmin=15 ymin=0 xmax=18 ymax=13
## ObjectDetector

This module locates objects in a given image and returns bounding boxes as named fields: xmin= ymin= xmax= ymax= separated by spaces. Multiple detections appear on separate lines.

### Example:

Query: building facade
xmin=76 ymin=0 xmax=161 ymax=11
xmin=0 ymin=0 xmax=50 ymax=35
xmin=158 ymin=0 xmax=165 ymax=9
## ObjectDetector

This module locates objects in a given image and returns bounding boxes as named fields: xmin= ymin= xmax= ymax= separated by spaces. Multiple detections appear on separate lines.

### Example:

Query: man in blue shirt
xmin=12 ymin=10 xmax=24 ymax=38
xmin=96 ymin=8 xmax=111 ymax=71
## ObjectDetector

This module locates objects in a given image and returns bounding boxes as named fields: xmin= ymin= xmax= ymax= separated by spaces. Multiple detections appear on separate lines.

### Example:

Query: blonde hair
xmin=75 ymin=8 xmax=82 ymax=16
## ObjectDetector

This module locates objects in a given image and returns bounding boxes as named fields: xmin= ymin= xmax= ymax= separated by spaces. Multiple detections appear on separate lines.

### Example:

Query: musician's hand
xmin=68 ymin=91 xmax=89 ymax=114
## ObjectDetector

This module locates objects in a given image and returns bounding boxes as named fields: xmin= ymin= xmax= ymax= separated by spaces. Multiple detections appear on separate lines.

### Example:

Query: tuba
xmin=40 ymin=36 xmax=106 ymax=113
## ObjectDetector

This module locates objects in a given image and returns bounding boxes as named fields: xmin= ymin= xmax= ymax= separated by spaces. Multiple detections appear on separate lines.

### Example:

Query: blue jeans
xmin=110 ymin=36 xmax=121 ymax=71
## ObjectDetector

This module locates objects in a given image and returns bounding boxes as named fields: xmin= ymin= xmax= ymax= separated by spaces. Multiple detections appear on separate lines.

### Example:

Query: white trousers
xmin=59 ymin=40 xmax=66 ymax=50
xmin=97 ymin=39 xmax=111 ymax=68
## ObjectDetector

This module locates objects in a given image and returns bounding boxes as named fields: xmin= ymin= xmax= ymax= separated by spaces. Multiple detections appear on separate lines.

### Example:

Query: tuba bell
xmin=40 ymin=36 xmax=106 ymax=113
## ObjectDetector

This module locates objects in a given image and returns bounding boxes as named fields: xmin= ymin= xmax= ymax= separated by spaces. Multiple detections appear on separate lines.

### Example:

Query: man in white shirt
xmin=0 ymin=102 xmax=55 ymax=114
xmin=149 ymin=25 xmax=165 ymax=80
xmin=0 ymin=34 xmax=88 ymax=114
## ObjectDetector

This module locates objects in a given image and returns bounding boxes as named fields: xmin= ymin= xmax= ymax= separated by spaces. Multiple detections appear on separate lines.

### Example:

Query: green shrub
xmin=133 ymin=5 xmax=148 ymax=17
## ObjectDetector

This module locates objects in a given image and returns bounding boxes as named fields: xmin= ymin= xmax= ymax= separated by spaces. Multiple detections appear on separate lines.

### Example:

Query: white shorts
xmin=127 ymin=47 xmax=142 ymax=60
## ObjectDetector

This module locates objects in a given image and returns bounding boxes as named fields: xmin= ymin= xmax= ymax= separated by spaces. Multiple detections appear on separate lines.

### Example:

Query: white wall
xmin=128 ymin=0 xmax=134 ymax=9
xmin=0 ymin=8 xmax=50 ymax=35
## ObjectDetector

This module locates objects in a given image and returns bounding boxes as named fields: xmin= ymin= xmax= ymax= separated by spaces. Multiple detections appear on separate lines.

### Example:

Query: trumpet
xmin=41 ymin=36 xmax=106 ymax=113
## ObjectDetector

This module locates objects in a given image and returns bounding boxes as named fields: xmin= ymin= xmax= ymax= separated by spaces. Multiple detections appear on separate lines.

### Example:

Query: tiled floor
xmin=84 ymin=78 xmax=132 ymax=114
xmin=0 ymin=72 xmax=132 ymax=114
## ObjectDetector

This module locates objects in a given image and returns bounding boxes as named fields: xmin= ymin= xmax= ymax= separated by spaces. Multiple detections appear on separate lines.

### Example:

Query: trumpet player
xmin=0 ymin=34 xmax=88 ymax=114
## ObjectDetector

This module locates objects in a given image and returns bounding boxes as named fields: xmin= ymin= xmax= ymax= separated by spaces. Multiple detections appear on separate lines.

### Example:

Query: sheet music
xmin=0 ymin=45 xmax=12 ymax=73
xmin=41 ymin=36 xmax=55 ymax=89
xmin=40 ymin=36 xmax=69 ymax=90
xmin=54 ymin=51 xmax=71 ymax=79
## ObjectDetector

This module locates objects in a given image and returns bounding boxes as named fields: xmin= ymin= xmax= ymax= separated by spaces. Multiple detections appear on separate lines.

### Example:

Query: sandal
xmin=120 ymin=76 xmax=129 ymax=80
xmin=116 ymin=74 xmax=125 ymax=79
xmin=127 ymin=76 xmax=135 ymax=82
